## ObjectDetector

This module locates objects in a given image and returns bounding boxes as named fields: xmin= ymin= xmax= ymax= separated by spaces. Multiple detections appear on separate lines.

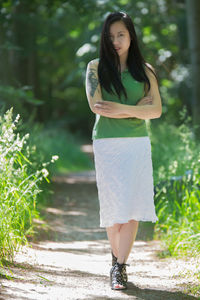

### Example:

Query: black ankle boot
xmin=110 ymin=262 xmax=129 ymax=290
xmin=121 ymin=262 xmax=128 ymax=283
xmin=110 ymin=253 xmax=128 ymax=283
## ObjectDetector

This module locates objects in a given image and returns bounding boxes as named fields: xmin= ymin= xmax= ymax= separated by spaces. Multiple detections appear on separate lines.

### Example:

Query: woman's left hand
xmin=94 ymin=101 xmax=126 ymax=116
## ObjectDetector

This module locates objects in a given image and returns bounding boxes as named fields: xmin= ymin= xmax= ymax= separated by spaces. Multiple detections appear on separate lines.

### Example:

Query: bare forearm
xmin=86 ymin=60 xmax=162 ymax=121
xmin=92 ymin=108 xmax=130 ymax=119
xmin=122 ymin=104 xmax=162 ymax=120
xmin=92 ymin=98 xmax=162 ymax=120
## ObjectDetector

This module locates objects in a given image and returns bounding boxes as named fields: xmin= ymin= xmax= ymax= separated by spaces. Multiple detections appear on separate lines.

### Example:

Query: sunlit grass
xmin=0 ymin=108 xmax=58 ymax=263
xmin=26 ymin=123 xmax=93 ymax=176
xmin=0 ymin=107 xmax=93 ymax=264
xmin=151 ymin=107 xmax=200 ymax=259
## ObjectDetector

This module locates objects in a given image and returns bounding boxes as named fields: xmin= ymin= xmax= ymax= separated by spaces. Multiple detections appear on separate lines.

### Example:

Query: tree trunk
xmin=13 ymin=3 xmax=40 ymax=98
xmin=185 ymin=0 xmax=200 ymax=137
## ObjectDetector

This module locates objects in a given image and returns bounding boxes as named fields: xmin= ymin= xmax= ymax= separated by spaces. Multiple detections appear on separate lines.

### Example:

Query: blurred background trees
xmin=1 ymin=0 xmax=199 ymax=138
xmin=185 ymin=0 xmax=200 ymax=134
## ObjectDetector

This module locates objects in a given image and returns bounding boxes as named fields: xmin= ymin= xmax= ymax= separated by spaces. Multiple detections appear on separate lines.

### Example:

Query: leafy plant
xmin=152 ymin=108 xmax=200 ymax=257
xmin=0 ymin=107 xmax=58 ymax=262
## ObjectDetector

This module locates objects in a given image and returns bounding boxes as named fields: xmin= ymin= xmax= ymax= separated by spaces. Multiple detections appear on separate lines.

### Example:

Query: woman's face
xmin=109 ymin=21 xmax=131 ymax=58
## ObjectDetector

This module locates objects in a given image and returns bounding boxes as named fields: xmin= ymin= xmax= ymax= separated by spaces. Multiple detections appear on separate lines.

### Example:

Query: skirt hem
xmin=100 ymin=216 xmax=158 ymax=228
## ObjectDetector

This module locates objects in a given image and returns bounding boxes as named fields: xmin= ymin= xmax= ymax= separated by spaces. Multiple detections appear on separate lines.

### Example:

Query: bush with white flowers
xmin=0 ymin=107 xmax=59 ymax=262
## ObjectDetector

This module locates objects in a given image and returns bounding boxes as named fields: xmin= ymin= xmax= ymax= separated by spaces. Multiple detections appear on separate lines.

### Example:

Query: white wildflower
xmin=14 ymin=114 xmax=20 ymax=123
xmin=51 ymin=155 xmax=59 ymax=162
xmin=41 ymin=168 xmax=49 ymax=177
xmin=24 ymin=133 xmax=30 ymax=140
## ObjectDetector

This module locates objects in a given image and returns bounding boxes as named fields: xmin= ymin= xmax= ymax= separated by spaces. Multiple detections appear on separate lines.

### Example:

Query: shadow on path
xmin=1 ymin=144 xmax=199 ymax=299
xmin=36 ymin=169 xmax=156 ymax=243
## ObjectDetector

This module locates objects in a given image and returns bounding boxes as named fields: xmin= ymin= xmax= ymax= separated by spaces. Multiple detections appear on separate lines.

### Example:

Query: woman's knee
xmin=128 ymin=219 xmax=139 ymax=224
xmin=107 ymin=220 xmax=138 ymax=231
xmin=119 ymin=220 xmax=139 ymax=230
xmin=107 ymin=223 xmax=122 ymax=232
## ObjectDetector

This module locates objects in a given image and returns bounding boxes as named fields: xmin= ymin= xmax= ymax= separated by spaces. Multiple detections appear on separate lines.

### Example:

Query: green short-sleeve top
xmin=92 ymin=62 xmax=149 ymax=140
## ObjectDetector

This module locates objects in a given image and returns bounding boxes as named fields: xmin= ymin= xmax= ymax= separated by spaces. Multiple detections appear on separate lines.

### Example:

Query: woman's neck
xmin=120 ymin=64 xmax=127 ymax=72
xmin=119 ymin=54 xmax=128 ymax=72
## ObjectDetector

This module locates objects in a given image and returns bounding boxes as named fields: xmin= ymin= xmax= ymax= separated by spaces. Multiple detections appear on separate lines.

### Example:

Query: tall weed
xmin=0 ymin=108 xmax=58 ymax=262
xmin=151 ymin=107 xmax=200 ymax=257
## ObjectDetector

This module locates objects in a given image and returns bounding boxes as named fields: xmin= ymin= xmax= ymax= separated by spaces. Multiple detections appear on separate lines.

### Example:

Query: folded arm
xmin=121 ymin=65 xmax=162 ymax=119
xmin=85 ymin=60 xmax=162 ymax=120
xmin=85 ymin=59 xmax=129 ymax=118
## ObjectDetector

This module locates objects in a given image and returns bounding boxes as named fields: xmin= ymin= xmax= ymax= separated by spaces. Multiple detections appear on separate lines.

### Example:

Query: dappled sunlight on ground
xmin=1 ymin=168 xmax=199 ymax=299
xmin=46 ymin=207 xmax=87 ymax=216
xmin=1 ymin=238 xmax=198 ymax=299
xmin=52 ymin=170 xmax=96 ymax=184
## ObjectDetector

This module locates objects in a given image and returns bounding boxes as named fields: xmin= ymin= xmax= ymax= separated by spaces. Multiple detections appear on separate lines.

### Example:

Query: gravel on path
xmin=0 ymin=152 xmax=199 ymax=300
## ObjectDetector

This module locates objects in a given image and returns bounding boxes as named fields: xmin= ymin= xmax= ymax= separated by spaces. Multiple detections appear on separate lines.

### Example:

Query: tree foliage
xmin=0 ymin=0 xmax=195 ymax=136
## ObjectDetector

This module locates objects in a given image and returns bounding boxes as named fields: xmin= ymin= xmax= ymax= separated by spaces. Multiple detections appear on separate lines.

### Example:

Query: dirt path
xmin=0 ymin=145 xmax=199 ymax=300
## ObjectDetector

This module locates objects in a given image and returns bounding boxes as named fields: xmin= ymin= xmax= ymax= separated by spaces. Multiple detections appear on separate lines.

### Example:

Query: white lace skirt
xmin=92 ymin=136 xmax=158 ymax=228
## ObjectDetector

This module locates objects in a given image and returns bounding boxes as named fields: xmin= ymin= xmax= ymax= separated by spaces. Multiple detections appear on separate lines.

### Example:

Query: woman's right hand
xmin=136 ymin=96 xmax=153 ymax=106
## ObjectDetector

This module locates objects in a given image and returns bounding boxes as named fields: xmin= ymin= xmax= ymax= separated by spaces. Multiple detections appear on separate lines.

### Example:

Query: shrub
xmin=0 ymin=107 xmax=58 ymax=262
xmin=151 ymin=108 xmax=200 ymax=257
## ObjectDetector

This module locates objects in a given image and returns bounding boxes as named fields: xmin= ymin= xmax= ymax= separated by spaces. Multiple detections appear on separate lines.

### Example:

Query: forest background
xmin=0 ymin=0 xmax=200 ymax=294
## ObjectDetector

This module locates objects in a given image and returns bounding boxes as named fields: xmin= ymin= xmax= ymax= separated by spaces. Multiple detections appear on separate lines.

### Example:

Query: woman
xmin=85 ymin=11 xmax=162 ymax=290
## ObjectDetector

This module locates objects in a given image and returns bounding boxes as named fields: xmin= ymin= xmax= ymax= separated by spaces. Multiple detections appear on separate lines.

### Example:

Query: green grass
xmin=0 ymin=108 xmax=54 ymax=262
xmin=26 ymin=123 xmax=93 ymax=176
xmin=149 ymin=108 xmax=200 ymax=260
xmin=0 ymin=107 xmax=92 ymax=264
xmin=149 ymin=108 xmax=200 ymax=297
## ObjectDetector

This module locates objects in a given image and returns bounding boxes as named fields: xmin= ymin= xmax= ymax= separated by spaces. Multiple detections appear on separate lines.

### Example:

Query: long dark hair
xmin=98 ymin=11 xmax=157 ymax=100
